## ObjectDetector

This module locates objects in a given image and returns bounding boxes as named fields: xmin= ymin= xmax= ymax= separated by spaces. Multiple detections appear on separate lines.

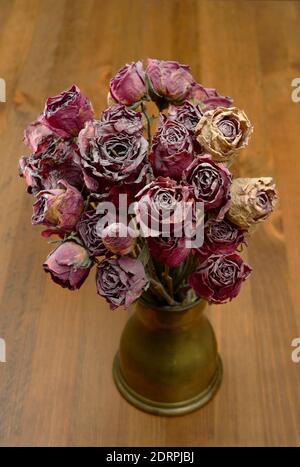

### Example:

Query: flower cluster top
xmin=19 ymin=59 xmax=278 ymax=309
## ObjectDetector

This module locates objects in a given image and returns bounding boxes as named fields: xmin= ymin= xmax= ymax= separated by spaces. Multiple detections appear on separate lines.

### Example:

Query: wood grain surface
xmin=0 ymin=0 xmax=300 ymax=447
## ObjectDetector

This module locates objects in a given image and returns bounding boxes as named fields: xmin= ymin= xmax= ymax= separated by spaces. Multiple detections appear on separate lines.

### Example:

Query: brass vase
xmin=113 ymin=298 xmax=222 ymax=416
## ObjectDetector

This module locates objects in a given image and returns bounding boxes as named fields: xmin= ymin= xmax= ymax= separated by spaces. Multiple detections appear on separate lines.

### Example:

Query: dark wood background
xmin=0 ymin=0 xmax=300 ymax=447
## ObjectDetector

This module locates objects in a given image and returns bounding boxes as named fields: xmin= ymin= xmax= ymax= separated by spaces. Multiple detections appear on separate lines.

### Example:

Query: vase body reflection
xmin=113 ymin=298 xmax=222 ymax=416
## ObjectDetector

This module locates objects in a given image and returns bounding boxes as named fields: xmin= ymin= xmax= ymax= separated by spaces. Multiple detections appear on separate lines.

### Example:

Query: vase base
xmin=113 ymin=353 xmax=223 ymax=416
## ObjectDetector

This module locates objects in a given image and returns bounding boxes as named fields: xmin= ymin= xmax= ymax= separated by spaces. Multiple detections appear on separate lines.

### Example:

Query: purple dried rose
xmin=43 ymin=241 xmax=92 ymax=290
xmin=100 ymin=104 xmax=144 ymax=136
xmin=41 ymin=85 xmax=94 ymax=138
xmin=78 ymin=119 xmax=149 ymax=193
xmin=19 ymin=138 xmax=83 ymax=195
xmin=183 ymin=155 xmax=232 ymax=220
xmin=147 ymin=236 xmax=190 ymax=268
xmin=109 ymin=61 xmax=146 ymax=106
xmin=146 ymin=59 xmax=194 ymax=105
xmin=32 ymin=180 xmax=84 ymax=235
xmin=76 ymin=209 xmax=111 ymax=257
xmin=102 ymin=223 xmax=137 ymax=255
xmin=148 ymin=115 xmax=197 ymax=181
xmin=194 ymin=218 xmax=245 ymax=259
xmin=96 ymin=256 xmax=148 ymax=310
xmin=188 ymin=83 xmax=233 ymax=111
xmin=189 ymin=253 xmax=252 ymax=304
xmin=135 ymin=177 xmax=195 ymax=238
xmin=168 ymin=101 xmax=203 ymax=131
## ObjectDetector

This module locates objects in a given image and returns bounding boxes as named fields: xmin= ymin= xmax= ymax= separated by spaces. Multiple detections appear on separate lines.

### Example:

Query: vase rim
xmin=139 ymin=296 xmax=204 ymax=313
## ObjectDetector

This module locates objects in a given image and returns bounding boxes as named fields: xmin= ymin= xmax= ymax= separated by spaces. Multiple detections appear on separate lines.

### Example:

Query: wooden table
xmin=0 ymin=0 xmax=300 ymax=447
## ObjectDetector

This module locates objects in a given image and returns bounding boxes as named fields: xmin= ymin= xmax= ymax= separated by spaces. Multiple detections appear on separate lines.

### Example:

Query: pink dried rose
xmin=42 ymin=85 xmax=94 ymax=138
xmin=109 ymin=61 xmax=146 ymax=106
xmin=102 ymin=223 xmax=137 ymax=256
xmin=146 ymin=59 xmax=194 ymax=105
xmin=168 ymin=101 xmax=203 ymax=131
xmin=96 ymin=257 xmax=148 ymax=310
xmin=195 ymin=107 xmax=253 ymax=163
xmin=23 ymin=117 xmax=55 ymax=153
xmin=76 ymin=210 xmax=110 ymax=257
xmin=32 ymin=180 xmax=84 ymax=235
xmin=188 ymin=83 xmax=233 ymax=111
xmin=183 ymin=155 xmax=232 ymax=221
xmin=43 ymin=241 xmax=92 ymax=290
xmin=100 ymin=104 xmax=144 ymax=136
xmin=148 ymin=115 xmax=197 ymax=181
xmin=194 ymin=218 xmax=245 ymax=259
xmin=226 ymin=177 xmax=278 ymax=229
xmin=189 ymin=253 xmax=252 ymax=304
xmin=147 ymin=236 xmax=190 ymax=268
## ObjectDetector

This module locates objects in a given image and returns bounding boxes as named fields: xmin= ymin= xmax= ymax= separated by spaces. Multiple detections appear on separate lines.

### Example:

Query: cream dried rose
xmin=195 ymin=107 xmax=253 ymax=163
xmin=226 ymin=177 xmax=278 ymax=229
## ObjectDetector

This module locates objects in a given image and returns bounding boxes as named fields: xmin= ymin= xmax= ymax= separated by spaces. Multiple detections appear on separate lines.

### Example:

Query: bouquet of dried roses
xmin=19 ymin=59 xmax=278 ymax=310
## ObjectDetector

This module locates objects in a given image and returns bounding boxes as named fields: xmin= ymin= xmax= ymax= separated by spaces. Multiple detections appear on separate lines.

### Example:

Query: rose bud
xmin=102 ymin=223 xmax=137 ymax=256
xmin=42 ymin=85 xmax=94 ymax=138
xmin=100 ymin=104 xmax=144 ymax=136
xmin=146 ymin=59 xmax=194 ymax=105
xmin=226 ymin=177 xmax=278 ymax=230
xmin=189 ymin=253 xmax=252 ymax=304
xmin=188 ymin=83 xmax=233 ymax=111
xmin=96 ymin=257 xmax=148 ymax=310
xmin=183 ymin=155 xmax=232 ymax=221
xmin=76 ymin=210 xmax=110 ymax=257
xmin=168 ymin=101 xmax=203 ymax=131
xmin=194 ymin=218 xmax=246 ymax=259
xmin=43 ymin=242 xmax=92 ymax=290
xmin=148 ymin=115 xmax=197 ymax=181
xmin=109 ymin=61 xmax=146 ymax=106
xmin=32 ymin=180 xmax=84 ymax=234
xmin=147 ymin=236 xmax=190 ymax=268
xmin=195 ymin=107 xmax=253 ymax=163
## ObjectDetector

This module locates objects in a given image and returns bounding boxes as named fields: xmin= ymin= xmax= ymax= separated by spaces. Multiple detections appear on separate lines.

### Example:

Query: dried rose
xmin=42 ymin=85 xmax=94 ymax=138
xmin=194 ymin=218 xmax=245 ymax=259
xmin=23 ymin=117 xmax=55 ymax=153
xmin=102 ymin=223 xmax=137 ymax=255
xmin=146 ymin=59 xmax=194 ymax=105
xmin=195 ymin=107 xmax=253 ymax=163
xmin=96 ymin=256 xmax=148 ymax=309
xmin=183 ymin=155 xmax=232 ymax=220
xmin=100 ymin=104 xmax=144 ymax=136
xmin=188 ymin=83 xmax=233 ymax=111
xmin=43 ymin=241 xmax=92 ymax=290
xmin=109 ymin=61 xmax=146 ymax=105
xmin=147 ymin=236 xmax=190 ymax=268
xmin=149 ymin=115 xmax=197 ymax=181
xmin=226 ymin=177 xmax=278 ymax=229
xmin=76 ymin=210 xmax=110 ymax=257
xmin=135 ymin=177 xmax=195 ymax=238
xmin=32 ymin=180 xmax=84 ymax=234
xmin=78 ymin=119 xmax=149 ymax=194
xmin=189 ymin=253 xmax=252 ymax=304
xmin=168 ymin=101 xmax=203 ymax=131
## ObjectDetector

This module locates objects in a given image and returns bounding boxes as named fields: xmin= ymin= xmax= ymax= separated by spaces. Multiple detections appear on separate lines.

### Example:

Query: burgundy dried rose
xmin=109 ymin=61 xmax=146 ymax=106
xmin=23 ymin=117 xmax=55 ymax=153
xmin=148 ymin=115 xmax=197 ymax=181
xmin=168 ymin=101 xmax=203 ymax=131
xmin=96 ymin=256 xmax=148 ymax=310
xmin=32 ymin=180 xmax=84 ymax=234
xmin=78 ymin=119 xmax=149 ymax=194
xmin=146 ymin=59 xmax=194 ymax=104
xmin=188 ymin=83 xmax=233 ymax=111
xmin=194 ymin=218 xmax=245 ymax=259
xmin=43 ymin=241 xmax=92 ymax=290
xmin=100 ymin=104 xmax=144 ymax=136
xmin=183 ymin=155 xmax=232 ymax=220
xmin=147 ymin=236 xmax=190 ymax=268
xmin=189 ymin=253 xmax=252 ymax=304
xmin=135 ymin=177 xmax=195 ymax=238
xmin=42 ymin=85 xmax=94 ymax=138
xmin=76 ymin=209 xmax=111 ymax=257
xmin=102 ymin=223 xmax=137 ymax=255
